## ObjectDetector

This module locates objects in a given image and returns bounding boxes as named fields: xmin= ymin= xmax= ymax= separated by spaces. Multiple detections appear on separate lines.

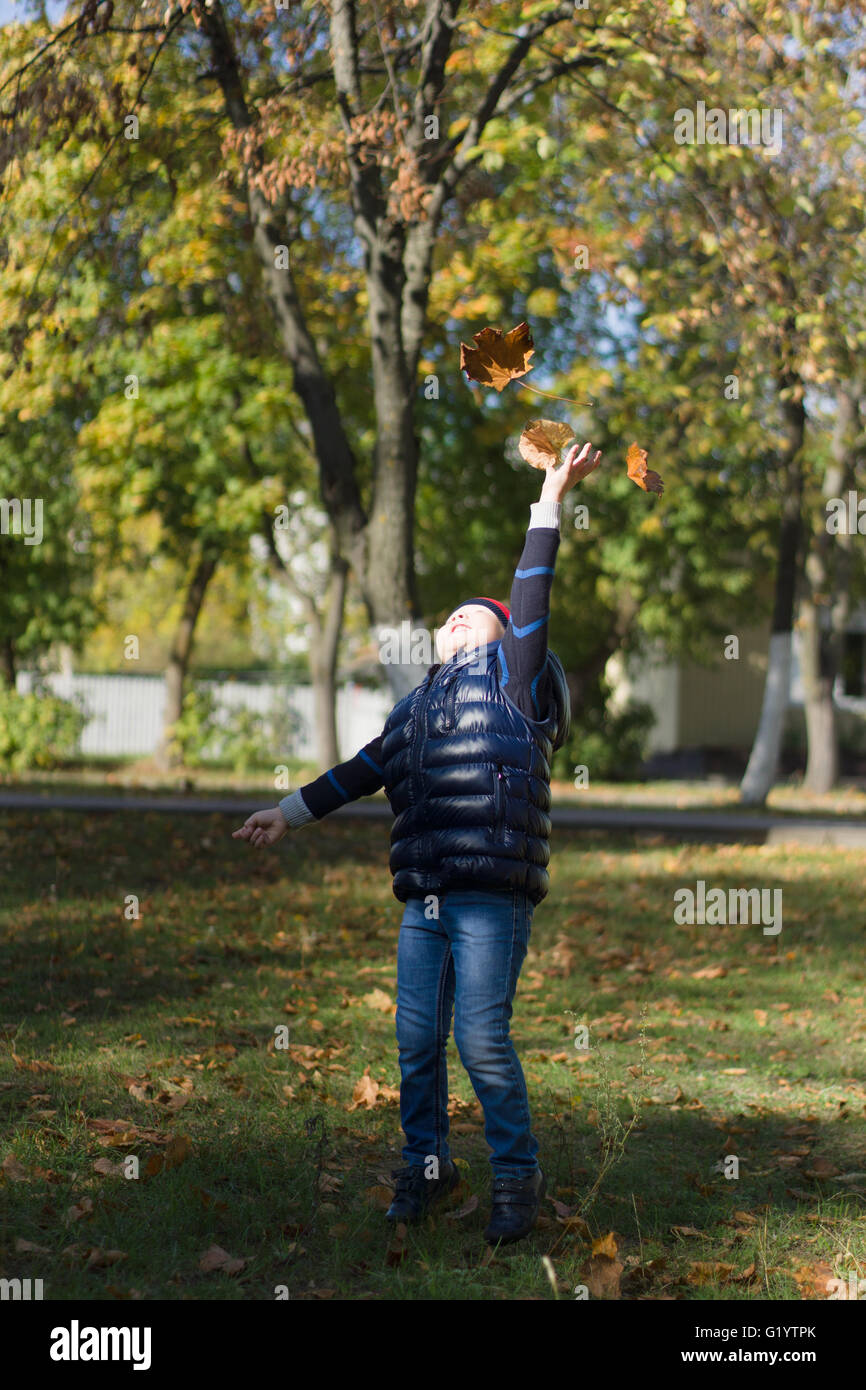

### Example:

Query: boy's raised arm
xmin=497 ymin=441 xmax=602 ymax=725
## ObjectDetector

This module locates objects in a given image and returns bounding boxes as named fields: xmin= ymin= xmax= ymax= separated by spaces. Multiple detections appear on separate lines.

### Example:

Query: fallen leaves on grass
xmin=141 ymin=1133 xmax=192 ymax=1177
xmin=86 ymin=1248 xmax=128 ymax=1270
xmin=792 ymin=1260 xmax=837 ymax=1299
xmin=92 ymin=1157 xmax=125 ymax=1177
xmin=1 ymin=1154 xmax=61 ymax=1183
xmin=385 ymin=1222 xmax=410 ymax=1267
xmin=11 ymin=1054 xmax=59 ymax=1073
xmin=579 ymin=1232 xmax=623 ymax=1299
xmin=347 ymin=1067 xmax=400 ymax=1111
xmin=360 ymin=988 xmax=394 ymax=1013
xmin=364 ymin=1185 xmax=394 ymax=1210
xmin=84 ymin=1118 xmax=167 ymax=1147
xmin=66 ymin=1197 xmax=95 ymax=1223
xmin=198 ymin=1244 xmax=245 ymax=1275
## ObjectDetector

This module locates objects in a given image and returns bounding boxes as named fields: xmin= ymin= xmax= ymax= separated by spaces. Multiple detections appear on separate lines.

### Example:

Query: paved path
xmin=2 ymin=790 xmax=864 ymax=845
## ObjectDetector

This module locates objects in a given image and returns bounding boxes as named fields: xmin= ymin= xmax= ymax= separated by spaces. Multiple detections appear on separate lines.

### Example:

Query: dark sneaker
xmin=385 ymin=1158 xmax=460 ymax=1224
xmin=483 ymin=1167 xmax=546 ymax=1245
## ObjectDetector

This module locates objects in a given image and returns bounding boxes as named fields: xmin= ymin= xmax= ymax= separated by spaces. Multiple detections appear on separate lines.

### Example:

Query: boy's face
xmin=435 ymin=604 xmax=506 ymax=662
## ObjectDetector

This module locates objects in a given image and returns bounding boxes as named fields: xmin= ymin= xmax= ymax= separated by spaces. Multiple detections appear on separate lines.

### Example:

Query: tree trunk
xmin=739 ymin=373 xmax=806 ymax=805
xmin=260 ymin=512 xmax=348 ymax=770
xmin=155 ymin=545 xmax=220 ymax=773
xmin=0 ymin=636 xmax=15 ymax=689
xmin=308 ymin=553 xmax=349 ymax=768
xmin=800 ymin=383 xmax=859 ymax=793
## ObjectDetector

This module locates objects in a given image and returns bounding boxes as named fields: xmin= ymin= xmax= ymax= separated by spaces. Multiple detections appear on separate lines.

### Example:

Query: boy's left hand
xmin=540 ymin=441 xmax=602 ymax=501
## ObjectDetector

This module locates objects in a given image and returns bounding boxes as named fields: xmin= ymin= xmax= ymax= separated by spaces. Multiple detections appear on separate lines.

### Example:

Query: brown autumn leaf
xmin=386 ymin=1221 xmax=410 ymax=1267
xmin=626 ymin=442 xmax=664 ymax=495
xmin=85 ymin=1247 xmax=128 ymax=1270
xmin=92 ymin=1157 xmax=124 ymax=1178
xmin=84 ymin=1118 xmax=166 ymax=1146
xmin=198 ymin=1244 xmax=246 ymax=1276
xmin=154 ymin=1091 xmax=190 ymax=1112
xmin=459 ymin=320 xmax=535 ymax=392
xmin=518 ymin=418 xmax=575 ymax=470
xmin=360 ymin=988 xmax=394 ymax=1013
xmin=1 ymin=1154 xmax=29 ymax=1181
xmin=347 ymin=1067 xmax=400 ymax=1111
xmin=691 ymin=965 xmax=727 ymax=979
xmin=591 ymin=1231 xmax=619 ymax=1259
xmin=671 ymin=1225 xmax=705 ymax=1238
xmin=12 ymin=1053 xmax=59 ymax=1073
xmin=15 ymin=1238 xmax=52 ymax=1254
xmin=792 ymin=1260 xmax=837 ymax=1300
xmin=66 ymin=1197 xmax=95 ymax=1223
xmin=804 ymin=1156 xmax=840 ymax=1180
xmin=165 ymin=1133 xmax=192 ymax=1170
xmin=364 ymin=1185 xmax=395 ymax=1210
xmin=581 ymin=1250 xmax=623 ymax=1300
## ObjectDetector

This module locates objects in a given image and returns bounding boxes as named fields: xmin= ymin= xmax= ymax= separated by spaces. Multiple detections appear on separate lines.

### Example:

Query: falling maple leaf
xmin=626 ymin=442 xmax=664 ymax=495
xmin=459 ymin=321 xmax=535 ymax=392
xmin=518 ymin=418 xmax=576 ymax=469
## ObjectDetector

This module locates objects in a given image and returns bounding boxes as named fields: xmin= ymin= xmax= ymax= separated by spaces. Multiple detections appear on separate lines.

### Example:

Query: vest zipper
xmin=492 ymin=761 xmax=505 ymax=839
xmin=444 ymin=676 xmax=459 ymax=732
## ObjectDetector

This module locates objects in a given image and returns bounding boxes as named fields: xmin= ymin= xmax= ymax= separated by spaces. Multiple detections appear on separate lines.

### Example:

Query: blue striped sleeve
xmin=296 ymin=732 xmax=386 ymax=820
xmin=497 ymin=503 xmax=561 ymax=722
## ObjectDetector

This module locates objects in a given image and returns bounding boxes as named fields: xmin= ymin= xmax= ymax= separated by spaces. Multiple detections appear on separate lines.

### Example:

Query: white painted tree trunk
xmin=739 ymin=631 xmax=792 ymax=805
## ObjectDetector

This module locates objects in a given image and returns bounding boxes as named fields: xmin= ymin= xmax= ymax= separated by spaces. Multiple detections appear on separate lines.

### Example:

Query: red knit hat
xmin=456 ymin=596 xmax=510 ymax=625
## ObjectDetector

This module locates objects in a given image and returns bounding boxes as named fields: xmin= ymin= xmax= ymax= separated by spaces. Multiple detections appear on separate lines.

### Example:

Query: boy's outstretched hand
xmin=540 ymin=440 xmax=602 ymax=501
xmin=232 ymin=808 xmax=288 ymax=848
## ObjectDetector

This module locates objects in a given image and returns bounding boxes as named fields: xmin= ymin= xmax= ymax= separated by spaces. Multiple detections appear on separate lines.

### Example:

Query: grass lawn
xmin=1 ymin=809 xmax=864 ymax=1301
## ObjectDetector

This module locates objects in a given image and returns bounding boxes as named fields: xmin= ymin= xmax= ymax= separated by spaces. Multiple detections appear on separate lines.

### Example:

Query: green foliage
xmin=171 ymin=685 xmax=303 ymax=773
xmin=551 ymin=682 xmax=655 ymax=783
xmin=0 ymin=686 xmax=86 ymax=771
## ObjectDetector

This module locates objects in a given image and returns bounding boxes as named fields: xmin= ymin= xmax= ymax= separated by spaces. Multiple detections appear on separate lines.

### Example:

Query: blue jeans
xmin=395 ymin=888 xmax=539 ymax=1178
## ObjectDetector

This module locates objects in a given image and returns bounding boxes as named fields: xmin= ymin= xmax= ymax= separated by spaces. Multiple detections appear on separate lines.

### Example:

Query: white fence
xmin=15 ymin=671 xmax=393 ymax=760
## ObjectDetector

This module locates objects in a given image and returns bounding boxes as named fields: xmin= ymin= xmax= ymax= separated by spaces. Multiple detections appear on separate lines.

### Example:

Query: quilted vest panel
xmin=379 ymin=640 xmax=559 ymax=906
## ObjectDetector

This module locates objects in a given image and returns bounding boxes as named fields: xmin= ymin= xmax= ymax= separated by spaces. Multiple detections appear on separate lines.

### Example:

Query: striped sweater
xmin=279 ymin=496 xmax=562 ymax=827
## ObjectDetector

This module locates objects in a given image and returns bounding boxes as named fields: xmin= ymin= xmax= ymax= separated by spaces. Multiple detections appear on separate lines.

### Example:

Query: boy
xmin=234 ymin=440 xmax=602 ymax=1243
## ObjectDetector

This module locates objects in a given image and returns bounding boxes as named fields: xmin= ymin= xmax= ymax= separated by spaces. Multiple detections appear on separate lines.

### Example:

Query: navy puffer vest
xmin=379 ymin=640 xmax=559 ymax=906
